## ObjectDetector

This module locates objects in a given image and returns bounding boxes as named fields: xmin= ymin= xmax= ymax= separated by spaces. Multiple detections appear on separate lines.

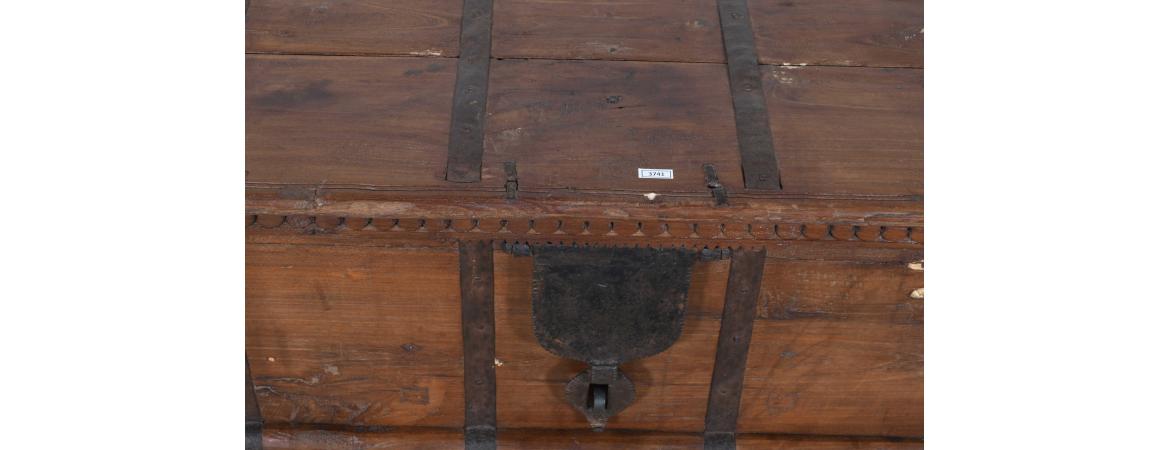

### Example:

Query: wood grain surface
xmin=244 ymin=0 xmax=925 ymax=441
xmin=492 ymin=0 xmax=726 ymax=63
xmin=262 ymin=427 xmax=922 ymax=448
xmin=246 ymin=243 xmax=923 ymax=436
xmin=246 ymin=244 xmax=464 ymax=428
xmin=263 ymin=426 xmax=464 ymax=449
xmin=483 ymin=59 xmax=741 ymax=194
xmin=246 ymin=57 xmax=921 ymax=200
xmin=246 ymin=0 xmax=462 ymax=56
xmin=763 ymin=66 xmax=923 ymax=197
xmin=246 ymin=55 xmax=455 ymax=187
xmin=245 ymin=0 xmax=922 ymax=67
xmin=749 ymin=0 xmax=923 ymax=67
xmin=738 ymin=259 xmax=924 ymax=437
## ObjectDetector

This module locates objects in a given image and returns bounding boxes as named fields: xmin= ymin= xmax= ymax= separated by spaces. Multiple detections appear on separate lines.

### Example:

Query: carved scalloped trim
xmin=246 ymin=214 xmax=924 ymax=244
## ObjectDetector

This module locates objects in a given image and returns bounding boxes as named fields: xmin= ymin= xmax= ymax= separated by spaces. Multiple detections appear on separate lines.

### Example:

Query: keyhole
xmin=587 ymin=384 xmax=608 ymax=412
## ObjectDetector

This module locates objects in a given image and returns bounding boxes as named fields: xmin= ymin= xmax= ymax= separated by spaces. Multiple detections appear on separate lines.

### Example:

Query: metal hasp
xmin=531 ymin=245 xmax=698 ymax=430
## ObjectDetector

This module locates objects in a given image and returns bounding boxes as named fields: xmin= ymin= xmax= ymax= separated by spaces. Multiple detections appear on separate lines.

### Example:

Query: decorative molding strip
xmin=246 ymin=214 xmax=923 ymax=245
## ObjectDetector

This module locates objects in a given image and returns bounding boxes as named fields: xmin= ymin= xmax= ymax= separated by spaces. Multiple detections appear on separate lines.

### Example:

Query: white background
xmin=2 ymin=0 xmax=1169 ymax=448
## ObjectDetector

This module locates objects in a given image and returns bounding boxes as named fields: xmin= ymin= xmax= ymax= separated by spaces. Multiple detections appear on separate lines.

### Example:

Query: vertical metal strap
xmin=459 ymin=240 xmax=497 ymax=449
xmin=717 ymin=0 xmax=782 ymax=190
xmin=704 ymin=248 xmax=767 ymax=449
xmin=246 ymin=357 xmax=263 ymax=450
xmin=446 ymin=0 xmax=495 ymax=182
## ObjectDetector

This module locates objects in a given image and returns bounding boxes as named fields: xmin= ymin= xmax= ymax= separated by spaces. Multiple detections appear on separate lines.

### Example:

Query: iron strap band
xmin=459 ymin=240 xmax=498 ymax=449
xmin=717 ymin=0 xmax=782 ymax=190
xmin=446 ymin=0 xmax=494 ymax=182
xmin=704 ymin=248 xmax=767 ymax=448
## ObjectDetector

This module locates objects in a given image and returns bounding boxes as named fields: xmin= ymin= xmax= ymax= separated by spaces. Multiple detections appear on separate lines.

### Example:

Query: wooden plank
xmin=245 ymin=244 xmax=465 ymax=427
xmin=246 ymin=59 xmax=920 ymax=200
xmin=482 ymin=59 xmax=742 ymax=194
xmin=246 ymin=0 xmax=462 ymax=56
xmin=263 ymin=427 xmax=464 ymax=449
xmin=459 ymin=240 xmax=498 ymax=448
xmin=704 ymin=248 xmax=767 ymax=447
xmin=763 ymin=66 xmax=922 ymax=197
xmin=737 ymin=434 xmax=923 ymax=449
xmin=738 ymin=259 xmax=924 ymax=436
xmin=262 ymin=427 xmax=921 ymax=449
xmin=499 ymin=429 xmax=704 ymax=449
xmin=244 ymin=192 xmax=924 ymax=230
xmin=492 ymin=0 xmax=725 ymax=63
xmin=493 ymin=253 xmax=729 ymax=432
xmin=246 ymin=55 xmax=455 ymax=187
xmin=749 ymin=0 xmax=924 ymax=68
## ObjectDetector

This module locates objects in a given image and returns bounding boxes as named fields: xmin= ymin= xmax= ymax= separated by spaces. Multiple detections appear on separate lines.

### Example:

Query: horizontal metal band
xmin=718 ymin=0 xmax=782 ymax=190
xmin=446 ymin=0 xmax=494 ymax=182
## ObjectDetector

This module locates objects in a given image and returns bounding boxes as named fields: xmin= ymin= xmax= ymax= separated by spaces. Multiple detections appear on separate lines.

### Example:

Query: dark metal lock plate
xmin=531 ymin=245 xmax=697 ymax=429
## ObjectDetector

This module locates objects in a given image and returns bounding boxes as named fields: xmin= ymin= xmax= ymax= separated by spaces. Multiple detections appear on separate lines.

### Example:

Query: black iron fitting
xmin=504 ymin=161 xmax=518 ymax=200
xmin=703 ymin=164 xmax=730 ymax=206
xmin=531 ymin=245 xmax=697 ymax=430
xmin=502 ymin=241 xmax=531 ymax=256
xmin=700 ymin=247 xmax=732 ymax=261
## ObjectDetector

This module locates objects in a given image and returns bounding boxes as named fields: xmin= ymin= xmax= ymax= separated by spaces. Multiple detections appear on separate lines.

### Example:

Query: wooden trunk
xmin=246 ymin=0 xmax=923 ymax=448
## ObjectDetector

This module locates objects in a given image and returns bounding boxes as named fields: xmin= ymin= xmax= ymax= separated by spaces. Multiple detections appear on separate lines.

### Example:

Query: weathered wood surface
xmin=739 ymin=259 xmax=924 ymax=436
xmin=749 ymin=0 xmax=924 ymax=67
xmin=244 ymin=0 xmax=925 ymax=442
xmin=246 ymin=244 xmax=465 ymax=427
xmin=483 ymin=59 xmax=740 ymax=194
xmin=246 ymin=56 xmax=921 ymax=199
xmin=737 ymin=434 xmax=923 ymax=449
xmin=246 ymin=0 xmax=462 ymax=56
xmin=243 ymin=213 xmax=924 ymax=264
xmin=246 ymin=243 xmax=922 ymax=436
xmin=763 ymin=66 xmax=923 ymax=197
xmin=244 ymin=189 xmax=924 ymax=228
xmin=262 ymin=427 xmax=922 ymax=448
xmin=492 ymin=0 xmax=725 ymax=63
xmin=246 ymin=55 xmax=456 ymax=187
xmin=246 ymin=0 xmax=922 ymax=68
xmin=263 ymin=427 xmax=464 ymax=449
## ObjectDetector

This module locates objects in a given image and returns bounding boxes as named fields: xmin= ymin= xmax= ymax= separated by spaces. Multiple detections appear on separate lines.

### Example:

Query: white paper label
xmin=638 ymin=168 xmax=674 ymax=179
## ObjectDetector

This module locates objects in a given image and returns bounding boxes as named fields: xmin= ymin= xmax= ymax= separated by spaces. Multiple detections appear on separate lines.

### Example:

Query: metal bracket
xmin=504 ymin=161 xmax=518 ymax=200
xmin=703 ymin=164 xmax=730 ymax=207
xmin=530 ymin=245 xmax=697 ymax=430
